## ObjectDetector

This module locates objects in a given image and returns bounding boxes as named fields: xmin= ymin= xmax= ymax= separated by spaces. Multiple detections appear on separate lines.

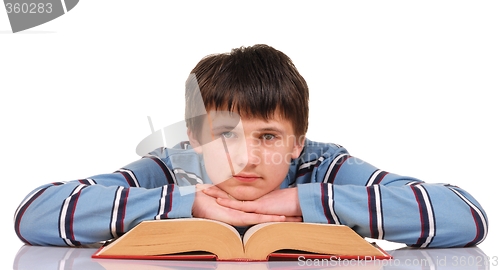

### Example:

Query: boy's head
xmin=185 ymin=44 xmax=309 ymax=139
xmin=184 ymin=44 xmax=309 ymax=200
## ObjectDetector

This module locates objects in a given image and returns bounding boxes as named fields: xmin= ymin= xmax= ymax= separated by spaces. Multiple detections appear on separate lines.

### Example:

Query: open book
xmin=92 ymin=218 xmax=392 ymax=261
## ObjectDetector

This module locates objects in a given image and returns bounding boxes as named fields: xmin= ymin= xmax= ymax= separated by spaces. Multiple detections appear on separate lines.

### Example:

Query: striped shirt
xmin=14 ymin=139 xmax=488 ymax=247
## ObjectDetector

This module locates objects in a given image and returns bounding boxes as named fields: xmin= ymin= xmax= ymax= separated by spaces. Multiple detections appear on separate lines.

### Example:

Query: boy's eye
xmin=262 ymin=134 xmax=275 ymax=140
xmin=221 ymin=132 xmax=236 ymax=139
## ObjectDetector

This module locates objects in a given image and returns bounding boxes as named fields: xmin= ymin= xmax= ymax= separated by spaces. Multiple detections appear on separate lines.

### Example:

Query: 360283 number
xmin=451 ymin=255 xmax=498 ymax=267
xmin=5 ymin=3 xmax=53 ymax=14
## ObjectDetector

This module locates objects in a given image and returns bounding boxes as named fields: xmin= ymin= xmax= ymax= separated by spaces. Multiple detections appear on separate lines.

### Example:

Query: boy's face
xmin=188 ymin=111 xmax=304 ymax=201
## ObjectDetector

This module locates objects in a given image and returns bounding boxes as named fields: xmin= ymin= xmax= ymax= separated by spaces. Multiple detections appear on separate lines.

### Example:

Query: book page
xmin=154 ymin=218 xmax=243 ymax=239
xmin=241 ymin=222 xmax=390 ymax=261
xmin=149 ymin=218 xmax=243 ymax=245
xmin=192 ymin=218 xmax=242 ymax=242
xmin=95 ymin=218 xmax=245 ymax=259
xmin=242 ymin=222 xmax=277 ymax=246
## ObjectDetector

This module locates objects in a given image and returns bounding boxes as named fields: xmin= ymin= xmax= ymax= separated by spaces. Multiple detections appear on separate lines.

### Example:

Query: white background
xmin=1 ymin=1 xmax=499 ymax=268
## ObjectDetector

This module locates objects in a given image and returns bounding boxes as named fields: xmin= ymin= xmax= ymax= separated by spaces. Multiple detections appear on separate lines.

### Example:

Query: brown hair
xmin=185 ymin=44 xmax=309 ymax=139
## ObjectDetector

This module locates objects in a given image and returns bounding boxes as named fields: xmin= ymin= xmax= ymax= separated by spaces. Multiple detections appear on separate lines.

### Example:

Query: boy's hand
xmin=202 ymin=186 xmax=303 ymax=222
xmin=192 ymin=184 xmax=288 ymax=226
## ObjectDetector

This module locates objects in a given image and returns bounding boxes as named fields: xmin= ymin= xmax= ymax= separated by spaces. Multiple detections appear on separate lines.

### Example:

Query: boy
xmin=15 ymin=44 xmax=487 ymax=248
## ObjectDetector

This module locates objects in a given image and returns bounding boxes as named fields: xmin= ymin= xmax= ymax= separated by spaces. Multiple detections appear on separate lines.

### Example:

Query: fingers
xmin=201 ymin=185 xmax=232 ymax=199
xmin=223 ymin=211 xmax=300 ymax=226
xmin=216 ymin=197 xmax=259 ymax=213
xmin=224 ymin=210 xmax=286 ymax=226
xmin=215 ymin=198 xmax=302 ymax=225
xmin=194 ymin=187 xmax=286 ymax=227
xmin=284 ymin=216 xmax=303 ymax=222
xmin=196 ymin=185 xmax=303 ymax=226
xmin=195 ymin=184 xmax=213 ymax=192
xmin=242 ymin=213 xmax=286 ymax=225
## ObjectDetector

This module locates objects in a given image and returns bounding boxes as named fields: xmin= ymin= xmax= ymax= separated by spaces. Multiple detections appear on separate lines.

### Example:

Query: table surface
xmin=12 ymin=245 xmax=496 ymax=270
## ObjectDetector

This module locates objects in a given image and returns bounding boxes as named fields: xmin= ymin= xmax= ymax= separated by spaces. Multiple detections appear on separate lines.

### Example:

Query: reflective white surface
xmin=12 ymin=245 xmax=495 ymax=270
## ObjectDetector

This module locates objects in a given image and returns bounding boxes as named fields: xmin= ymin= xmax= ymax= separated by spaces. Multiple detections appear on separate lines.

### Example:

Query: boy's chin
xmin=216 ymin=185 xmax=267 ymax=201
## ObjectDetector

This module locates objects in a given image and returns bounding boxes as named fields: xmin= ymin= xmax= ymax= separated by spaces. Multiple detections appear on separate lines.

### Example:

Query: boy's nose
xmin=245 ymin=140 xmax=261 ymax=166
xmin=232 ymin=138 xmax=259 ymax=169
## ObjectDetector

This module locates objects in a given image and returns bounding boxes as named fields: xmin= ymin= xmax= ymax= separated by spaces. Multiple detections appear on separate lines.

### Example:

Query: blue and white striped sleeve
xmin=14 ymin=154 xmax=196 ymax=246
xmin=297 ymin=153 xmax=488 ymax=248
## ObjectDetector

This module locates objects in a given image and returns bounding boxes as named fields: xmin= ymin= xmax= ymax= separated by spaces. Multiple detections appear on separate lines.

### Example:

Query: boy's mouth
xmin=232 ymin=173 xmax=261 ymax=183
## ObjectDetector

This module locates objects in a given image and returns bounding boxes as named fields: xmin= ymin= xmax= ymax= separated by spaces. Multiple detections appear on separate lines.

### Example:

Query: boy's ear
xmin=187 ymin=128 xmax=203 ymax=154
xmin=291 ymin=135 xmax=306 ymax=159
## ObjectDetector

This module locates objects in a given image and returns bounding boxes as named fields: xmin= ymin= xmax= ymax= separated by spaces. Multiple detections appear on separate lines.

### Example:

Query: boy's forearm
xmin=297 ymin=182 xmax=488 ymax=248
xmin=15 ymin=182 xmax=195 ymax=246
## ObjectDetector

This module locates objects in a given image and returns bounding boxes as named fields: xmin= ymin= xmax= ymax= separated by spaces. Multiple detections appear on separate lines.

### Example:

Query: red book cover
xmin=92 ymin=245 xmax=393 ymax=262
